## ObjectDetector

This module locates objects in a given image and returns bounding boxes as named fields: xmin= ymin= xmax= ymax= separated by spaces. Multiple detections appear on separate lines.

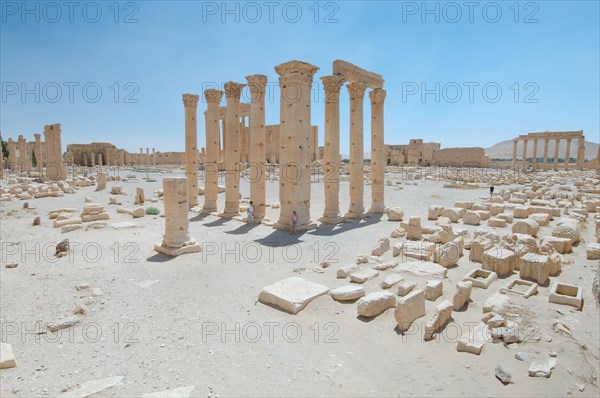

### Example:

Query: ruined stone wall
xmin=67 ymin=142 xmax=117 ymax=165
xmin=433 ymin=147 xmax=490 ymax=167
xmin=155 ymin=152 xmax=185 ymax=165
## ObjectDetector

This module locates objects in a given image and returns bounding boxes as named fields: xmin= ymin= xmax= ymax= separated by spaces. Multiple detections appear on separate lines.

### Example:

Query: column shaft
xmin=247 ymin=74 xmax=267 ymax=221
xmin=564 ymin=139 xmax=572 ymax=170
xmin=222 ymin=82 xmax=245 ymax=217
xmin=183 ymin=94 xmax=200 ymax=208
xmin=203 ymin=89 xmax=223 ymax=213
xmin=369 ymin=88 xmax=386 ymax=214
xmin=553 ymin=139 xmax=560 ymax=170
xmin=345 ymin=81 xmax=368 ymax=219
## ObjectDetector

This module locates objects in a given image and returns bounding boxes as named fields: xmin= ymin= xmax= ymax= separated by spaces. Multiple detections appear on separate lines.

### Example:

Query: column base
xmin=200 ymin=205 xmax=218 ymax=214
xmin=344 ymin=209 xmax=366 ymax=220
xmin=190 ymin=205 xmax=204 ymax=213
xmin=154 ymin=240 xmax=201 ymax=257
xmin=273 ymin=221 xmax=318 ymax=232
xmin=218 ymin=211 xmax=241 ymax=219
xmin=318 ymin=215 xmax=347 ymax=224
xmin=368 ymin=202 xmax=386 ymax=215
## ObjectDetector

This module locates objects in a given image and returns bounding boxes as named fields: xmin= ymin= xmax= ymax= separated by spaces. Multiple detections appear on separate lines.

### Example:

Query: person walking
xmin=489 ymin=184 xmax=495 ymax=197
xmin=247 ymin=201 xmax=254 ymax=224
xmin=291 ymin=211 xmax=298 ymax=235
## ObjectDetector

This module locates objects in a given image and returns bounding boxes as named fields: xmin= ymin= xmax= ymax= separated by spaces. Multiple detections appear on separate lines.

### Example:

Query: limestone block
xmin=398 ymin=261 xmax=447 ymax=279
xmin=512 ymin=219 xmax=540 ymax=237
xmin=62 ymin=224 xmax=83 ymax=233
xmin=406 ymin=217 xmax=422 ymax=240
xmin=548 ymin=282 xmax=583 ymax=309
xmin=488 ymin=217 xmax=507 ymax=228
xmin=387 ymin=207 xmax=404 ymax=221
xmin=457 ymin=323 xmax=489 ymax=355
xmin=463 ymin=268 xmax=497 ymax=289
xmin=551 ymin=220 xmax=580 ymax=244
xmin=428 ymin=205 xmax=444 ymax=220
xmin=454 ymin=201 xmax=474 ymax=209
xmin=462 ymin=211 xmax=480 ymax=225
xmin=474 ymin=210 xmax=491 ymax=221
xmin=424 ymin=280 xmax=443 ymax=301
xmin=434 ymin=239 xmax=462 ymax=267
xmin=442 ymin=207 xmax=464 ymax=223
xmin=357 ymin=291 xmax=397 ymax=317
xmin=489 ymin=204 xmax=505 ymax=216
xmin=134 ymin=187 xmax=145 ymax=205
xmin=513 ymin=206 xmax=530 ymax=218
xmin=469 ymin=238 xmax=493 ymax=263
xmin=529 ymin=213 xmax=550 ymax=226
xmin=483 ymin=294 xmax=511 ymax=314
xmin=350 ymin=269 xmax=379 ymax=284
xmin=394 ymin=289 xmax=426 ymax=332
xmin=372 ymin=261 xmax=398 ymax=271
xmin=397 ymin=281 xmax=417 ymax=296
xmin=500 ymin=279 xmax=538 ymax=298
xmin=497 ymin=213 xmax=513 ymax=223
xmin=53 ymin=217 xmax=83 ymax=228
xmin=330 ymin=285 xmax=365 ymax=301
xmin=81 ymin=212 xmax=110 ymax=222
xmin=258 ymin=277 xmax=329 ymax=314
xmin=380 ymin=274 xmax=404 ymax=289
xmin=489 ymin=195 xmax=504 ymax=204
xmin=453 ymin=281 xmax=473 ymax=310
xmin=0 ymin=342 xmax=16 ymax=369
xmin=586 ymin=243 xmax=600 ymax=260
xmin=482 ymin=247 xmax=517 ymax=277
xmin=371 ymin=238 xmax=390 ymax=256
xmin=519 ymin=253 xmax=549 ymax=286
xmin=424 ymin=300 xmax=453 ymax=340
xmin=528 ymin=359 xmax=556 ymax=378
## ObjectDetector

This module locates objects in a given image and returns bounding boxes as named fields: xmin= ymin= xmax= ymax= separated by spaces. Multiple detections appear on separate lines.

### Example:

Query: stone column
xmin=17 ymin=135 xmax=28 ymax=173
xmin=576 ymin=137 xmax=585 ymax=170
xmin=564 ymin=138 xmax=572 ymax=170
xmin=154 ymin=177 xmax=201 ymax=256
xmin=152 ymin=148 xmax=156 ymax=165
xmin=246 ymin=74 xmax=267 ymax=222
xmin=83 ymin=153 xmax=88 ymax=167
xmin=512 ymin=139 xmax=518 ymax=167
xmin=532 ymin=139 xmax=538 ymax=165
xmin=7 ymin=139 xmax=17 ymax=171
xmin=221 ymin=118 xmax=226 ymax=163
xmin=98 ymin=153 xmax=103 ymax=167
xmin=319 ymin=75 xmax=345 ymax=224
xmin=43 ymin=124 xmax=65 ymax=180
xmin=522 ymin=138 xmax=528 ymax=164
xmin=345 ymin=81 xmax=368 ymax=219
xmin=274 ymin=60 xmax=319 ymax=231
xmin=542 ymin=138 xmax=549 ymax=169
xmin=222 ymin=81 xmax=246 ymax=218
xmin=369 ymin=88 xmax=386 ymax=214
xmin=183 ymin=93 xmax=200 ymax=208
xmin=202 ymin=89 xmax=223 ymax=214
xmin=553 ymin=139 xmax=560 ymax=170
xmin=145 ymin=148 xmax=149 ymax=166
xmin=0 ymin=146 xmax=3 ymax=178
xmin=91 ymin=152 xmax=95 ymax=167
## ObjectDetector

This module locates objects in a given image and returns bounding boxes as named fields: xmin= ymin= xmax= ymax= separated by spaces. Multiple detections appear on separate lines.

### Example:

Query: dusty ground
xmin=1 ymin=167 xmax=599 ymax=397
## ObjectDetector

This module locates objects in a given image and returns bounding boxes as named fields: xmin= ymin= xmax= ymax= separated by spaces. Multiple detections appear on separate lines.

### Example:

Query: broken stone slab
xmin=337 ymin=264 xmax=359 ymax=278
xmin=349 ymin=269 xmax=379 ymax=284
xmin=62 ymin=224 xmax=83 ymax=234
xmin=397 ymin=261 xmax=447 ymax=279
xmin=586 ymin=243 xmax=600 ymax=260
xmin=53 ymin=217 xmax=83 ymax=228
xmin=371 ymin=238 xmax=390 ymax=256
xmin=380 ymin=274 xmax=404 ymax=289
xmin=424 ymin=280 xmax=443 ymax=301
xmin=394 ymin=289 xmax=426 ymax=333
xmin=141 ymin=386 xmax=195 ymax=398
xmin=0 ymin=342 xmax=17 ymax=369
xmin=112 ymin=222 xmax=141 ymax=230
xmin=62 ymin=376 xmax=124 ymax=397
xmin=424 ymin=300 xmax=453 ymax=340
xmin=453 ymin=281 xmax=473 ymax=310
xmin=495 ymin=363 xmax=512 ymax=384
xmin=397 ymin=281 xmax=417 ymax=296
xmin=258 ymin=277 xmax=329 ymax=314
xmin=357 ymin=291 xmax=397 ymax=317
xmin=528 ymin=359 xmax=557 ymax=378
xmin=457 ymin=323 xmax=490 ymax=355
xmin=330 ymin=285 xmax=365 ymax=301
xmin=387 ymin=207 xmax=404 ymax=221
xmin=117 ymin=207 xmax=145 ymax=218
xmin=483 ymin=294 xmax=511 ymax=314
xmin=372 ymin=260 xmax=398 ymax=271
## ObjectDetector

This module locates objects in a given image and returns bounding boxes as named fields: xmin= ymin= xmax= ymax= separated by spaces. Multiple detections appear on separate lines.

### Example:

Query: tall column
xmin=274 ymin=60 xmax=319 ymax=231
xmin=91 ymin=152 xmax=95 ymax=167
xmin=98 ymin=153 xmax=103 ymax=167
xmin=222 ymin=81 xmax=246 ymax=218
xmin=182 ymin=94 xmax=200 ymax=208
xmin=553 ymin=139 xmax=560 ymax=170
xmin=7 ymin=139 xmax=17 ymax=171
xmin=154 ymin=177 xmax=201 ymax=256
xmin=221 ymin=118 xmax=226 ymax=163
xmin=369 ymin=88 xmax=386 ymax=214
xmin=202 ymin=89 xmax=223 ymax=214
xmin=152 ymin=148 xmax=156 ymax=165
xmin=576 ymin=137 xmax=585 ymax=170
xmin=522 ymin=138 xmax=528 ymax=164
xmin=18 ymin=135 xmax=28 ymax=173
xmin=246 ymin=74 xmax=267 ymax=222
xmin=564 ymin=138 xmax=572 ymax=170
xmin=542 ymin=138 xmax=549 ymax=169
xmin=319 ymin=75 xmax=345 ymax=224
xmin=145 ymin=148 xmax=150 ymax=166
xmin=345 ymin=81 xmax=368 ymax=219
xmin=0 ymin=145 xmax=3 ymax=179
xmin=532 ymin=139 xmax=538 ymax=165
xmin=512 ymin=139 xmax=518 ymax=168
xmin=52 ymin=124 xmax=66 ymax=179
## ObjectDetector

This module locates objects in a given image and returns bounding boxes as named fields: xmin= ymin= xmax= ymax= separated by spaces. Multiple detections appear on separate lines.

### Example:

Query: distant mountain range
xmin=485 ymin=140 xmax=599 ymax=160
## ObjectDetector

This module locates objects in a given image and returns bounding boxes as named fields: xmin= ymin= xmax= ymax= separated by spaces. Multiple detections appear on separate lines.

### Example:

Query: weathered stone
xmin=330 ymin=285 xmax=365 ymax=301
xmin=424 ymin=280 xmax=443 ymax=301
xmin=62 ymin=376 xmax=124 ymax=397
xmin=453 ymin=281 xmax=472 ymax=310
xmin=482 ymin=247 xmax=517 ymax=277
xmin=48 ymin=316 xmax=80 ymax=332
xmin=457 ymin=323 xmax=489 ymax=355
xmin=462 ymin=211 xmax=480 ymax=225
xmin=394 ymin=289 xmax=426 ymax=332
xmin=337 ymin=264 xmax=359 ymax=278
xmin=463 ymin=268 xmax=497 ymax=289
xmin=397 ymin=281 xmax=417 ymax=296
xmin=350 ymin=269 xmax=379 ymax=284
xmin=549 ymin=282 xmax=583 ymax=309
xmin=258 ymin=277 xmax=329 ymax=314
xmin=0 ymin=343 xmax=17 ymax=369
xmin=519 ymin=253 xmax=549 ymax=286
xmin=483 ymin=294 xmax=511 ymax=314
xmin=141 ymin=386 xmax=196 ymax=398
xmin=528 ymin=359 xmax=556 ymax=378
xmin=398 ymin=261 xmax=447 ymax=279
xmin=357 ymin=291 xmax=397 ymax=317
xmin=371 ymin=237 xmax=390 ymax=256
xmin=512 ymin=219 xmax=540 ymax=237
xmin=387 ymin=207 xmax=404 ymax=221
xmin=424 ymin=300 xmax=453 ymax=340
xmin=586 ymin=243 xmax=600 ymax=260
xmin=495 ymin=363 xmax=512 ymax=384
xmin=380 ymin=274 xmax=404 ymax=289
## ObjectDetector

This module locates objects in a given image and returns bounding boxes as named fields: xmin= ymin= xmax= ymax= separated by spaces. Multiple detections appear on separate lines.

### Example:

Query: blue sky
xmin=1 ymin=0 xmax=598 ymax=154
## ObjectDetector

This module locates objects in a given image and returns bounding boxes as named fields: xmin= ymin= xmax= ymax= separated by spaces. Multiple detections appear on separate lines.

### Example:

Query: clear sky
xmin=1 ymin=0 xmax=598 ymax=155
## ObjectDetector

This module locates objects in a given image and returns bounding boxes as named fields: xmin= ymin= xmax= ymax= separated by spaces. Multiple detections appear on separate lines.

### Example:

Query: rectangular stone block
xmin=350 ymin=269 xmax=379 ymax=284
xmin=453 ymin=281 xmax=473 ymax=310
xmin=424 ymin=300 xmax=453 ymax=340
xmin=258 ymin=277 xmax=329 ymax=314
xmin=548 ymin=282 xmax=583 ymax=310
xmin=357 ymin=291 xmax=397 ymax=317
xmin=519 ymin=253 xmax=549 ymax=286
xmin=394 ymin=289 xmax=426 ymax=333
xmin=482 ymin=247 xmax=517 ymax=277
xmin=425 ymin=280 xmax=443 ymax=301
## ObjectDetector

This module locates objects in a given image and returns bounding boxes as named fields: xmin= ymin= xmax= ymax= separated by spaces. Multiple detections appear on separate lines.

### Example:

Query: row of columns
xmin=512 ymin=136 xmax=585 ymax=170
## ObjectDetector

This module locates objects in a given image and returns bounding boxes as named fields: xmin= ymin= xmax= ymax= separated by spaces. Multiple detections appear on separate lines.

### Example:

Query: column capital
xmin=204 ymin=89 xmax=223 ymax=104
xmin=18 ymin=135 xmax=25 ymax=142
xmin=182 ymin=94 xmax=200 ymax=108
xmin=275 ymin=60 xmax=319 ymax=78
xmin=224 ymin=82 xmax=246 ymax=100
xmin=369 ymin=88 xmax=387 ymax=104
xmin=321 ymin=75 xmax=345 ymax=94
xmin=346 ymin=81 xmax=368 ymax=101
xmin=566 ymin=138 xmax=572 ymax=142
xmin=34 ymin=133 xmax=41 ymax=139
xmin=245 ymin=74 xmax=267 ymax=90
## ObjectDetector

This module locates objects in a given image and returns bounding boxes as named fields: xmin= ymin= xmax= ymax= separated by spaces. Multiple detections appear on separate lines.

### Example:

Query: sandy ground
xmin=1 ymin=167 xmax=599 ymax=397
